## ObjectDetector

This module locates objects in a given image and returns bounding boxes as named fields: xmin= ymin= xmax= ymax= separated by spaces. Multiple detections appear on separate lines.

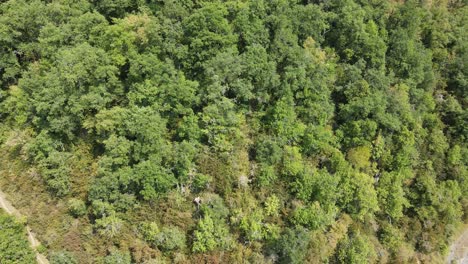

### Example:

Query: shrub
xmin=154 ymin=226 xmax=186 ymax=251
xmin=67 ymin=198 xmax=87 ymax=217
xmin=50 ymin=251 xmax=77 ymax=264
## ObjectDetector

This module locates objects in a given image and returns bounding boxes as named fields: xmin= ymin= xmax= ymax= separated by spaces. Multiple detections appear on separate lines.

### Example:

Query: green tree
xmin=338 ymin=171 xmax=379 ymax=220
xmin=182 ymin=2 xmax=237 ymax=76
xmin=153 ymin=226 xmax=186 ymax=251
xmin=275 ymin=227 xmax=311 ymax=264
xmin=377 ymin=171 xmax=410 ymax=221
xmin=192 ymin=214 xmax=232 ymax=253
xmin=335 ymin=231 xmax=377 ymax=264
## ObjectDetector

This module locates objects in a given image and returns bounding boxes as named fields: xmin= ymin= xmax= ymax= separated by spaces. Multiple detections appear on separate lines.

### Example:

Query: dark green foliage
xmin=0 ymin=0 xmax=466 ymax=263
xmin=275 ymin=227 xmax=311 ymax=264
xmin=38 ymin=151 xmax=73 ymax=197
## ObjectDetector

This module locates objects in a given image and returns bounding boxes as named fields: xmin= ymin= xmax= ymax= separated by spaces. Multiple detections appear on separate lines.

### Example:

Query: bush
xmin=91 ymin=200 xmax=115 ymax=218
xmin=140 ymin=222 xmax=186 ymax=251
xmin=50 ymin=251 xmax=77 ymax=264
xmin=256 ymin=164 xmax=277 ymax=187
xmin=192 ymin=173 xmax=212 ymax=192
xmin=154 ymin=226 xmax=186 ymax=251
xmin=265 ymin=195 xmax=280 ymax=217
xmin=39 ymin=151 xmax=73 ymax=197
xmin=139 ymin=221 xmax=160 ymax=243
xmin=103 ymin=249 xmax=131 ymax=264
xmin=0 ymin=210 xmax=36 ymax=264
xmin=291 ymin=202 xmax=336 ymax=230
xmin=95 ymin=214 xmax=123 ymax=238
xmin=192 ymin=214 xmax=233 ymax=253
xmin=67 ymin=198 xmax=87 ymax=217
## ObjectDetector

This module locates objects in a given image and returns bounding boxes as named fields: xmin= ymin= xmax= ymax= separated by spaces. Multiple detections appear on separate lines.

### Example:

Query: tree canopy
xmin=0 ymin=0 xmax=466 ymax=263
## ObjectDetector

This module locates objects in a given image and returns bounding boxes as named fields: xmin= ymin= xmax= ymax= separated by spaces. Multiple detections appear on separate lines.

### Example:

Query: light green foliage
xmin=192 ymin=214 xmax=232 ymax=253
xmin=377 ymin=172 xmax=409 ymax=221
xmin=282 ymin=146 xmax=304 ymax=177
xmin=302 ymin=125 xmax=337 ymax=156
xmin=291 ymin=168 xmax=339 ymax=209
xmin=256 ymin=164 xmax=278 ymax=187
xmin=0 ymin=85 xmax=29 ymax=125
xmin=239 ymin=209 xmax=266 ymax=241
xmin=0 ymin=210 xmax=36 ymax=263
xmin=172 ymin=141 xmax=198 ymax=181
xmin=102 ymin=249 xmax=131 ymax=264
xmin=201 ymin=97 xmax=243 ymax=153
xmin=379 ymin=223 xmax=405 ymax=255
xmin=292 ymin=202 xmax=336 ymax=230
xmin=347 ymin=145 xmax=372 ymax=170
xmin=265 ymin=195 xmax=280 ymax=217
xmin=230 ymin=192 xmax=279 ymax=242
xmin=67 ymin=198 xmax=87 ymax=218
xmin=95 ymin=214 xmax=124 ymax=238
xmin=448 ymin=145 xmax=463 ymax=166
xmin=139 ymin=221 xmax=159 ymax=243
xmin=293 ymin=37 xmax=336 ymax=125
xmin=153 ymin=226 xmax=186 ymax=251
xmin=339 ymin=172 xmax=379 ymax=220
xmin=268 ymin=95 xmax=306 ymax=143
xmin=176 ymin=114 xmax=201 ymax=141
xmin=192 ymin=173 xmax=212 ymax=192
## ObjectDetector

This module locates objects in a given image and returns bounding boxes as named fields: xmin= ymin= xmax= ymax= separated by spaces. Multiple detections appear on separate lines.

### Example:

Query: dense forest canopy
xmin=0 ymin=0 xmax=466 ymax=263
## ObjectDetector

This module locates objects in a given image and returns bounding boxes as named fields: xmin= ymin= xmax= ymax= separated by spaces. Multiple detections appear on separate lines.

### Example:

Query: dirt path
xmin=447 ymin=228 xmax=468 ymax=264
xmin=0 ymin=190 xmax=49 ymax=264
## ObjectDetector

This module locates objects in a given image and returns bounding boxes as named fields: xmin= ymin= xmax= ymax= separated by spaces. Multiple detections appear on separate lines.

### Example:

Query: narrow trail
xmin=447 ymin=228 xmax=468 ymax=264
xmin=0 ymin=190 xmax=49 ymax=264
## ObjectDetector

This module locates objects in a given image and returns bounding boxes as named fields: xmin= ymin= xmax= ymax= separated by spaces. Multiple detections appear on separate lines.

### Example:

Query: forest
xmin=0 ymin=0 xmax=466 ymax=263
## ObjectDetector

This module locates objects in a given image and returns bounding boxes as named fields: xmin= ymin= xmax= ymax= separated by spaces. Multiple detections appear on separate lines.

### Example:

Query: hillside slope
xmin=0 ymin=0 xmax=466 ymax=263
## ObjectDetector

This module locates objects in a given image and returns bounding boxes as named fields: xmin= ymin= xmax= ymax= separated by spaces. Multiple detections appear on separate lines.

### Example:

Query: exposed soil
xmin=447 ymin=228 xmax=468 ymax=264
